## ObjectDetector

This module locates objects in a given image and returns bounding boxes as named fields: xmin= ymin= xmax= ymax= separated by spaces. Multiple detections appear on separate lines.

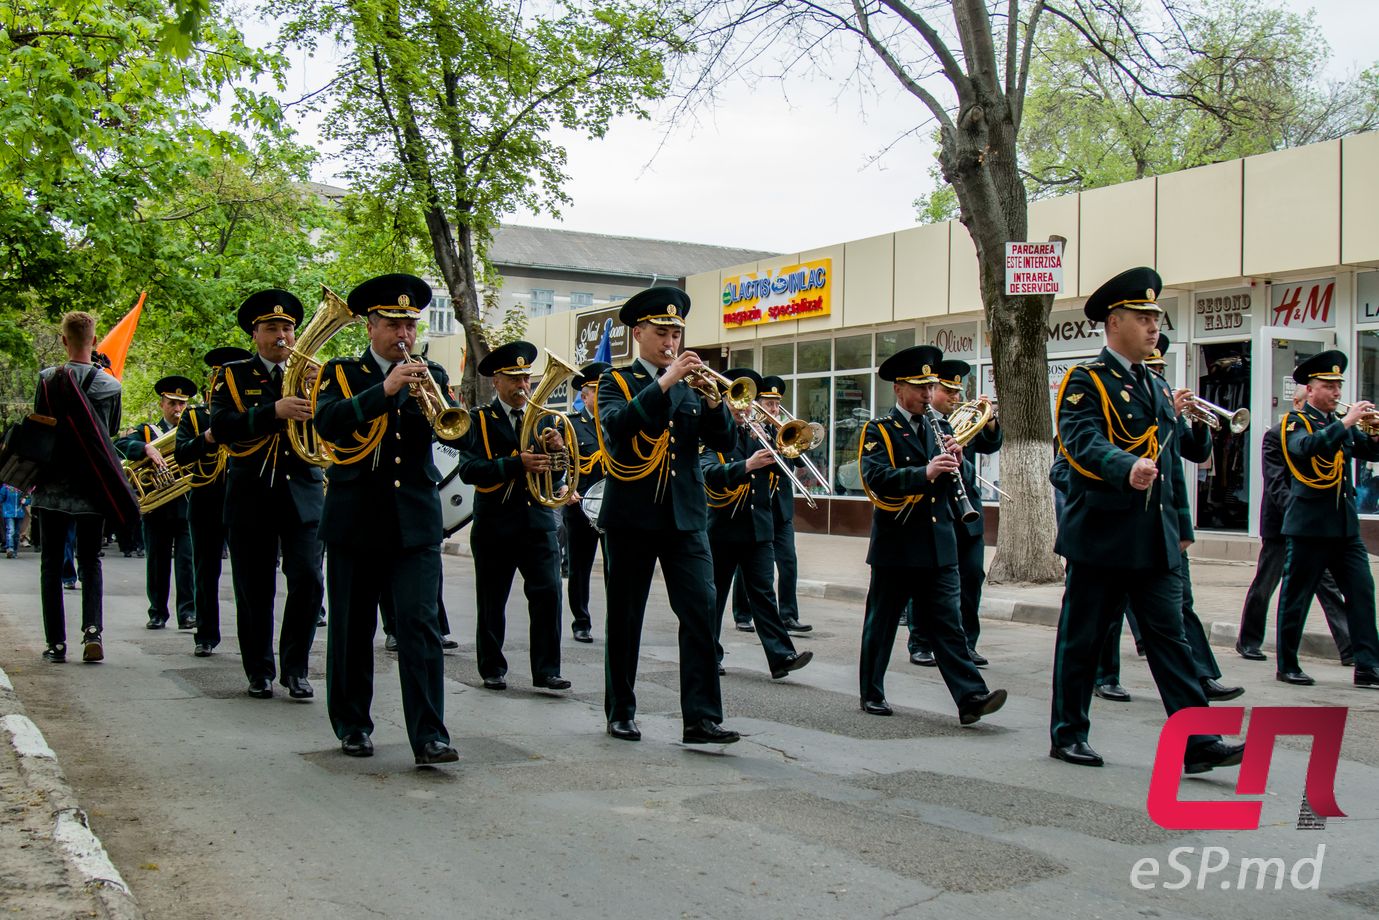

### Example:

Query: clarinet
xmin=924 ymin=406 xmax=980 ymax=524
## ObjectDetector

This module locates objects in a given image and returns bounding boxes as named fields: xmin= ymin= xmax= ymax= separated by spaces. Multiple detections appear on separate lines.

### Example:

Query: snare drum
xmin=434 ymin=441 xmax=474 ymax=536
xmin=579 ymin=478 xmax=607 ymax=533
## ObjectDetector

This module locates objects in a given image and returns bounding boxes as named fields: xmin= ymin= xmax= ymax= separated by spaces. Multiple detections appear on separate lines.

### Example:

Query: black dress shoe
xmin=607 ymin=719 xmax=641 ymax=741
xmin=1050 ymin=742 xmax=1104 ymax=767
xmin=1341 ymin=655 xmax=1355 ymax=667
xmin=440 ymin=636 xmax=459 ymax=650
xmin=384 ymin=634 xmax=398 ymax=652
xmin=572 ymin=628 xmax=593 ymax=643
xmin=1094 ymin=682 xmax=1132 ymax=702
xmin=283 ymin=675 xmax=314 ymax=699
xmin=177 ymin=618 xmax=197 ymax=630
xmin=146 ymin=617 xmax=167 ymax=630
xmin=770 ymin=650 xmax=814 ymax=680
xmin=341 ymin=732 xmax=374 ymax=757
xmin=1276 ymin=670 xmax=1315 ymax=686
xmin=415 ymin=741 xmax=460 ymax=765
xmin=958 ymin=688 xmax=1008 ymax=725
xmin=1184 ymin=740 xmax=1245 ymax=774
xmin=1202 ymin=678 xmax=1244 ymax=701
xmin=534 ymin=675 xmax=572 ymax=690
xmin=316 ymin=610 xmax=327 ymax=627
xmin=193 ymin=643 xmax=214 ymax=658
xmin=482 ymin=676 xmax=507 ymax=690
xmin=247 ymin=678 xmax=273 ymax=699
xmin=782 ymin=619 xmax=813 ymax=633
xmin=734 ymin=621 xmax=755 ymax=632
xmin=1235 ymin=643 xmax=1267 ymax=661
xmin=717 ymin=663 xmax=726 ymax=675
xmin=968 ymin=647 xmax=989 ymax=667
xmin=1355 ymin=667 xmax=1379 ymax=689
xmin=861 ymin=699 xmax=893 ymax=716
xmin=683 ymin=720 xmax=740 ymax=744
xmin=909 ymin=649 xmax=936 ymax=667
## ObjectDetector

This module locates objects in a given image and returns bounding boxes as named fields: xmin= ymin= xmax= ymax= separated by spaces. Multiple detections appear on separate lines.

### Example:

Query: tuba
xmin=284 ymin=285 xmax=362 ymax=466
xmin=519 ymin=349 xmax=582 ymax=508
xmin=124 ymin=428 xmax=193 ymax=513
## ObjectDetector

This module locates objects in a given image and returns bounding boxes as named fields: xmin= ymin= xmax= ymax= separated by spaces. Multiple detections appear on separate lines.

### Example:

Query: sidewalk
xmin=0 ymin=662 xmax=142 ymax=919
xmin=447 ymin=529 xmax=1356 ymax=663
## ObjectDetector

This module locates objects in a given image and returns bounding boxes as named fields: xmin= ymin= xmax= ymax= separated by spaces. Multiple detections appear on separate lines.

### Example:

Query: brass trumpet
xmin=1336 ymin=402 xmax=1379 ymax=436
xmin=662 ymin=349 xmax=756 ymax=410
xmin=1183 ymin=393 xmax=1250 ymax=434
xmin=397 ymin=342 xmax=470 ymax=440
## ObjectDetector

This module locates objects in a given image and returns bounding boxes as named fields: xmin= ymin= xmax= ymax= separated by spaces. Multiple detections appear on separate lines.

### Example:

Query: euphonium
xmin=123 ymin=428 xmax=193 ymax=513
xmin=397 ymin=342 xmax=470 ymax=439
xmin=519 ymin=349 xmax=582 ymax=508
xmin=284 ymin=285 xmax=362 ymax=466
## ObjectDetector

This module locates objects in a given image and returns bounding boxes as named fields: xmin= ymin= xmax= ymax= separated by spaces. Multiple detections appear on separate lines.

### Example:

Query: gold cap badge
xmin=922 ymin=364 xmax=931 ymax=375
xmin=1333 ymin=365 xmax=1340 ymax=374
xmin=667 ymin=304 xmax=677 ymax=316
xmin=398 ymin=294 xmax=410 ymax=307
xmin=516 ymin=356 xmax=526 ymax=367
xmin=1145 ymin=289 xmax=1156 ymax=301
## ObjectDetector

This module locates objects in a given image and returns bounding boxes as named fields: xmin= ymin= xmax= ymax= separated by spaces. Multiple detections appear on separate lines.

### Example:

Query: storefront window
xmin=799 ymin=340 xmax=830 ymax=374
xmin=1355 ymin=331 xmax=1379 ymax=514
xmin=834 ymin=334 xmax=871 ymax=370
xmin=795 ymin=376 xmax=833 ymax=494
xmin=877 ymin=327 xmax=916 ymax=362
xmin=729 ymin=347 xmax=755 ymax=369
xmin=763 ymin=342 xmax=794 ymax=376
xmin=832 ymin=372 xmax=872 ymax=497
xmin=1196 ymin=342 xmax=1251 ymax=531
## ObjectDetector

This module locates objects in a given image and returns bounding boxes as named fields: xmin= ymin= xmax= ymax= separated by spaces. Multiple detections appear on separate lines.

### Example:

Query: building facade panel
xmin=1243 ymin=141 xmax=1340 ymax=276
xmin=1026 ymin=194 xmax=1081 ymax=298
xmin=1078 ymin=176 xmax=1156 ymax=293
xmin=842 ymin=233 xmax=894 ymax=327
xmin=1342 ymin=132 xmax=1379 ymax=267
xmin=947 ymin=223 xmax=981 ymax=314
xmin=894 ymin=223 xmax=950 ymax=319
xmin=1157 ymin=160 xmax=1242 ymax=286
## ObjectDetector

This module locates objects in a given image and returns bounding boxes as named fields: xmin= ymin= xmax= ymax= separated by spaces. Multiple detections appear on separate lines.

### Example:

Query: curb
xmin=0 ymin=666 xmax=143 ymax=920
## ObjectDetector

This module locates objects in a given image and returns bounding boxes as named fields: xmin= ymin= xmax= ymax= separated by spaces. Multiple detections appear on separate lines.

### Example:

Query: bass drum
xmin=435 ymin=441 xmax=474 ymax=536
xmin=579 ymin=478 xmax=606 ymax=534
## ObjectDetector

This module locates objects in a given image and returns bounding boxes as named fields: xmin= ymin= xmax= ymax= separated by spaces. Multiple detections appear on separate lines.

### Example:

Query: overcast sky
xmin=267 ymin=1 xmax=1378 ymax=255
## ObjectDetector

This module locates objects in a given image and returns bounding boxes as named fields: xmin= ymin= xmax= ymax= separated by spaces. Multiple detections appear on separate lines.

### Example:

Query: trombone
xmin=751 ymin=403 xmax=830 ymax=497
xmin=740 ymin=412 xmax=819 ymax=510
xmin=1183 ymin=393 xmax=1251 ymax=434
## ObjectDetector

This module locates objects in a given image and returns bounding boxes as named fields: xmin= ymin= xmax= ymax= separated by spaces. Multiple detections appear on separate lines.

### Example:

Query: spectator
xmin=1 ymin=483 xmax=22 ymax=557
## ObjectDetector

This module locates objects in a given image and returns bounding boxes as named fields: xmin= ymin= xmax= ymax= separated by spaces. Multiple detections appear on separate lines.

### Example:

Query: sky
xmin=262 ymin=0 xmax=1379 ymax=255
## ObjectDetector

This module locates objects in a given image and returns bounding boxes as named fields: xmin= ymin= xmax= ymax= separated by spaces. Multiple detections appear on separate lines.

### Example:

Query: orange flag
xmin=97 ymin=292 xmax=146 ymax=380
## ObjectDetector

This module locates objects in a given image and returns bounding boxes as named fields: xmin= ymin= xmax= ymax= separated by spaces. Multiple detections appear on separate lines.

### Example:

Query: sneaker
xmin=42 ymin=644 xmax=66 ymax=663
xmin=63 ymin=581 xmax=77 ymax=591
xmin=82 ymin=630 xmax=104 ymax=662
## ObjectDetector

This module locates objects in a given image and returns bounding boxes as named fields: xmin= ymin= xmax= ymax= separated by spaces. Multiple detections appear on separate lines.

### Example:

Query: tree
xmin=269 ymin=0 xmax=688 ymax=403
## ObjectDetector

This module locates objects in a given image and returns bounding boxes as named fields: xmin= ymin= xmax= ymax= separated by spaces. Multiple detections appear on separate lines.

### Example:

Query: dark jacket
xmin=209 ymin=356 xmax=325 ymax=527
xmin=701 ymin=426 xmax=775 ymax=544
xmin=31 ymin=363 xmax=131 ymax=519
xmin=1259 ymin=424 xmax=1290 ymax=540
xmin=1279 ymin=402 xmax=1379 ymax=539
xmin=174 ymin=405 xmax=227 ymax=524
xmin=1053 ymin=347 xmax=1190 ymax=570
xmin=957 ymin=420 xmax=1002 ymax=539
xmin=860 ymin=406 xmax=958 ymax=568
xmin=117 ymin=418 xmax=188 ymax=522
xmin=569 ymin=409 xmax=605 ymax=494
xmin=595 ymin=363 xmax=734 ymax=532
xmin=455 ymin=397 xmax=560 ymax=535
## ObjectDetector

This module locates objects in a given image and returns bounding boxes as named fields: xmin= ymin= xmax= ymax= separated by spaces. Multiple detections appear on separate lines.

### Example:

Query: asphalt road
xmin=0 ymin=546 xmax=1376 ymax=920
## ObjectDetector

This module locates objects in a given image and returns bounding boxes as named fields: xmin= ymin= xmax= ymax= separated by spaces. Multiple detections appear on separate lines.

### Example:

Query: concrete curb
xmin=0 ymin=667 xmax=144 ymax=920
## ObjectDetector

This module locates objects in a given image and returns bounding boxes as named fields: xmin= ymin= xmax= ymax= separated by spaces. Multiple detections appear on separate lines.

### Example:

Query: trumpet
xmin=1336 ymin=402 xmax=1379 ymax=436
xmin=397 ymin=342 xmax=470 ymax=440
xmin=1182 ymin=392 xmax=1250 ymax=434
xmin=661 ymin=349 xmax=756 ymax=410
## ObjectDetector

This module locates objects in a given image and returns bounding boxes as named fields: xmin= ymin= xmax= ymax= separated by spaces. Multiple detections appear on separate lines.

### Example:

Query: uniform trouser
xmin=327 ymin=543 xmax=448 ymax=755
xmin=1052 ymin=562 xmax=1216 ymax=752
xmin=909 ymin=533 xmax=985 ymax=654
xmin=472 ymin=529 xmax=561 ymax=681
xmin=860 ymin=563 xmax=987 ymax=707
xmin=189 ymin=512 xmax=227 ymax=648
xmin=603 ymin=527 xmax=722 ymax=726
xmin=1239 ymin=536 xmax=1352 ymax=657
xmin=563 ymin=504 xmax=600 ymax=633
xmin=380 ymin=576 xmax=451 ymax=636
xmin=1277 ymin=535 xmax=1379 ymax=675
xmin=1095 ymin=608 xmax=1142 ymax=685
xmin=143 ymin=513 xmax=194 ymax=624
xmin=227 ymin=512 xmax=322 ymax=682
xmin=1098 ymin=554 xmax=1220 ymax=684
xmin=38 ymin=510 xmax=103 ymax=645
xmin=732 ymin=518 xmax=800 ymax=625
xmin=710 ymin=534 xmax=796 ymax=671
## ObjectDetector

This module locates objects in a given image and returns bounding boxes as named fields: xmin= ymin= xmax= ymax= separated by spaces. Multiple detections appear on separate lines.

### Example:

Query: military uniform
xmin=597 ymin=287 xmax=738 ymax=742
xmin=564 ymin=362 xmax=611 ymax=640
xmin=1274 ymin=351 xmax=1379 ymax=686
xmin=210 ymin=291 xmax=324 ymax=694
xmin=455 ymin=341 xmax=563 ymax=687
xmin=175 ymin=348 xmax=248 ymax=655
xmin=117 ymin=376 xmax=197 ymax=630
xmin=312 ymin=273 xmax=460 ymax=760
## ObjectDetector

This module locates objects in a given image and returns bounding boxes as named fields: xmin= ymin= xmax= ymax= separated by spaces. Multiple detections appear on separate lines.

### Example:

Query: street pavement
xmin=0 ymin=536 xmax=1377 ymax=920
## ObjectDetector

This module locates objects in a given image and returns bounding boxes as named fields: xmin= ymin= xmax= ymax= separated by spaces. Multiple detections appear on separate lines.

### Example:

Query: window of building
xmin=530 ymin=289 xmax=554 ymax=317
xmin=798 ymin=340 xmax=830 ymax=374
xmin=570 ymin=291 xmax=594 ymax=310
xmin=834 ymin=334 xmax=871 ymax=370
xmin=1356 ymin=330 xmax=1379 ymax=514
xmin=876 ymin=327 xmax=916 ymax=362
xmin=763 ymin=343 xmax=794 ymax=376
xmin=428 ymin=295 xmax=455 ymax=336
xmin=729 ymin=348 xmax=755 ymax=369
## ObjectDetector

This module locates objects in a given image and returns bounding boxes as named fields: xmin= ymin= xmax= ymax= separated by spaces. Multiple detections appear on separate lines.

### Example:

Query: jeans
xmin=39 ymin=510 xmax=105 ymax=646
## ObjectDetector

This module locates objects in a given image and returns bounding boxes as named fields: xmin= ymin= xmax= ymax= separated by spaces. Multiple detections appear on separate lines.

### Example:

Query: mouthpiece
xmin=274 ymin=337 xmax=287 ymax=348
xmin=663 ymin=348 xmax=675 ymax=358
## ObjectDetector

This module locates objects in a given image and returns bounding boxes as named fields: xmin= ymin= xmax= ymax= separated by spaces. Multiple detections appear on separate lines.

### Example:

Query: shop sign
xmin=1358 ymin=272 xmax=1379 ymax=323
xmin=924 ymin=321 xmax=978 ymax=359
xmin=1193 ymin=287 xmax=1252 ymax=337
xmin=1269 ymin=278 xmax=1335 ymax=329
xmin=1005 ymin=241 xmax=1063 ymax=295
xmin=722 ymin=258 xmax=831 ymax=328
xmin=572 ymin=305 xmax=629 ymax=365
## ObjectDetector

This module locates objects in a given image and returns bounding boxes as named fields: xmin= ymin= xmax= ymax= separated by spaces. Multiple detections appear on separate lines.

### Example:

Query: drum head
xmin=435 ymin=442 xmax=474 ymax=536
xmin=580 ymin=478 xmax=607 ymax=532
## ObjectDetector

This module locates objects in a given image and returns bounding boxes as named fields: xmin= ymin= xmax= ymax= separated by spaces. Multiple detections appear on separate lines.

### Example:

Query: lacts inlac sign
xmin=722 ymin=258 xmax=831 ymax=328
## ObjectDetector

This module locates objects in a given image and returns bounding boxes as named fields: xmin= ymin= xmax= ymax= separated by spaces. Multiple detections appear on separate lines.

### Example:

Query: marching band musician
xmin=906 ymin=359 xmax=999 ymax=667
xmin=1273 ymin=350 xmax=1379 ymax=689
xmin=730 ymin=375 xmax=812 ymax=635
xmin=564 ymin=361 xmax=612 ymax=643
xmin=175 ymin=347 xmax=249 ymax=657
xmin=118 ymin=375 xmax=198 ymax=631
xmin=1049 ymin=267 xmax=1243 ymax=771
xmin=701 ymin=369 xmax=813 ymax=681
xmin=312 ymin=273 xmax=459 ymax=765
xmin=455 ymin=340 xmax=569 ymax=693
xmin=596 ymin=286 xmax=739 ymax=744
xmin=210 ymin=290 xmax=324 ymax=701
xmin=856 ymin=345 xmax=1007 ymax=724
